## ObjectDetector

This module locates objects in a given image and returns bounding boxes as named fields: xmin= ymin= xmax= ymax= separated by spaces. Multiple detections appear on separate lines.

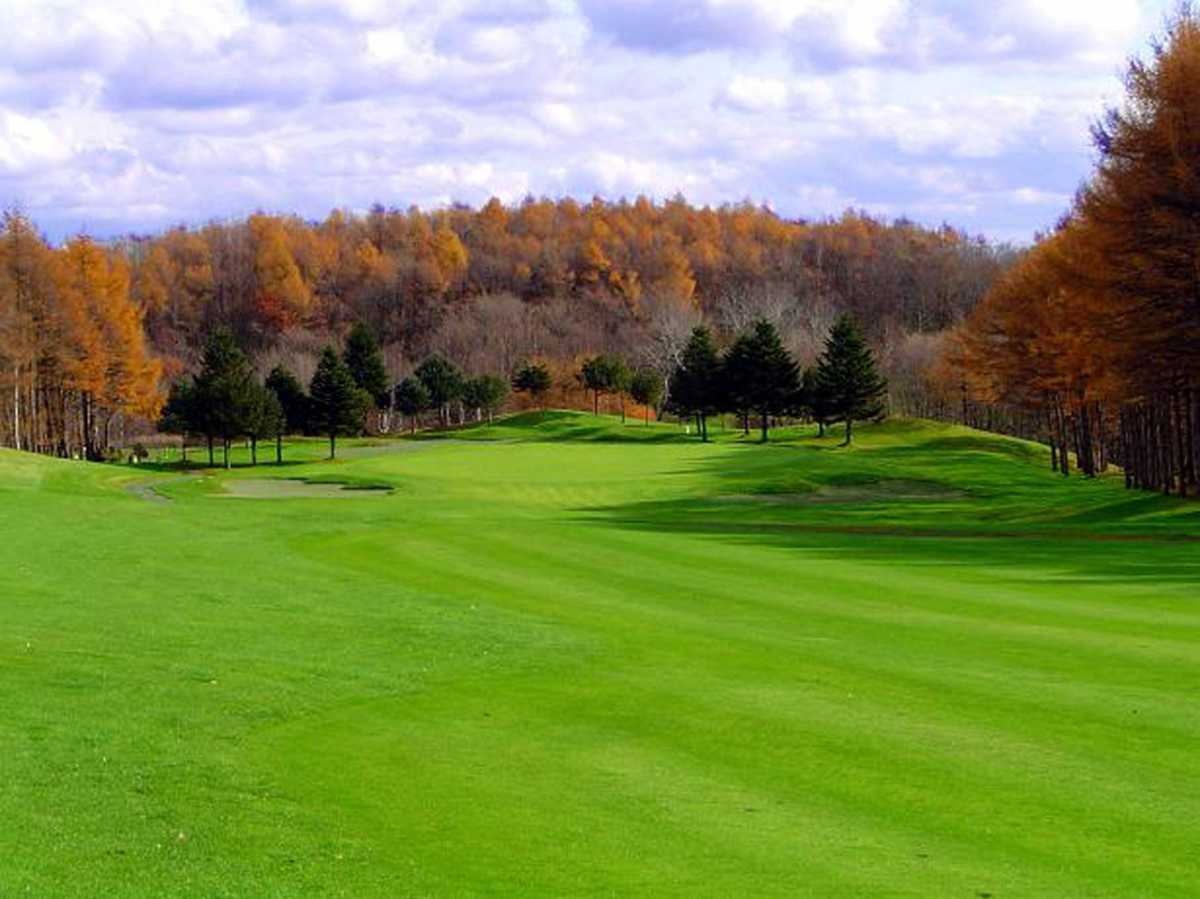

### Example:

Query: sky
xmin=0 ymin=0 xmax=1179 ymax=242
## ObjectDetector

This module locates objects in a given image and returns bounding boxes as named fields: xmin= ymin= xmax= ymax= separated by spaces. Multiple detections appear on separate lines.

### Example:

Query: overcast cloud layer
xmin=0 ymin=0 xmax=1175 ymax=242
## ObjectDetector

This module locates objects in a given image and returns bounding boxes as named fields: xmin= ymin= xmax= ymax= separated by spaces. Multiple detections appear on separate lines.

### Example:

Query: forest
xmin=0 ymin=195 xmax=1009 ymax=460
xmin=949 ymin=10 xmax=1200 ymax=497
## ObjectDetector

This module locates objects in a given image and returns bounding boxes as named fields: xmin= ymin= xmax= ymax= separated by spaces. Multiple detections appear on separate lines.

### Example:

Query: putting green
xmin=2 ymin=413 xmax=1197 ymax=897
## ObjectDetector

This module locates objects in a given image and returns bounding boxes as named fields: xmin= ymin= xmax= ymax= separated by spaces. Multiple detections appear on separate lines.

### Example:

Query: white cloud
xmin=720 ymin=76 xmax=790 ymax=113
xmin=533 ymin=102 xmax=584 ymax=135
xmin=0 ymin=0 xmax=1176 ymax=242
xmin=0 ymin=111 xmax=72 ymax=174
xmin=1011 ymin=186 xmax=1070 ymax=206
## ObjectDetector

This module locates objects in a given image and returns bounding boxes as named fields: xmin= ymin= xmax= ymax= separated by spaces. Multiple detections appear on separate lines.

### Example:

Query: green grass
xmin=2 ymin=412 xmax=1198 ymax=897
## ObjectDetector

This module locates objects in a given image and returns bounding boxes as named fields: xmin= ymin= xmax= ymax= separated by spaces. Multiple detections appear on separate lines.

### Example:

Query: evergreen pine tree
xmin=309 ymin=346 xmax=369 ymax=459
xmin=265 ymin=365 xmax=308 ymax=435
xmin=244 ymin=382 xmax=286 ymax=466
xmin=723 ymin=319 xmax=800 ymax=443
xmin=814 ymin=314 xmax=887 ymax=445
xmin=512 ymin=362 xmax=552 ymax=408
xmin=193 ymin=330 xmax=256 ymax=468
xmin=578 ymin=354 xmax=629 ymax=417
xmin=668 ymin=326 xmax=721 ymax=441
xmin=629 ymin=369 xmax=663 ymax=424
xmin=394 ymin=376 xmax=430 ymax=434
xmin=157 ymin=380 xmax=196 ymax=464
xmin=343 ymin=323 xmax=391 ymax=414
xmin=415 ymin=354 xmax=465 ymax=427
xmin=800 ymin=365 xmax=835 ymax=437
xmin=264 ymin=389 xmax=286 ymax=464
xmin=462 ymin=375 xmax=510 ymax=423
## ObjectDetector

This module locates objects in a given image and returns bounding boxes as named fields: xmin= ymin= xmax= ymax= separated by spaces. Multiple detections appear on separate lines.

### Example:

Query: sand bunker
xmin=222 ymin=478 xmax=391 ymax=499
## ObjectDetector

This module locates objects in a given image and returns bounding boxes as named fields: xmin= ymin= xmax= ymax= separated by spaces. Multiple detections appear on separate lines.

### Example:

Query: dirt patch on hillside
xmin=124 ymin=475 xmax=201 ymax=503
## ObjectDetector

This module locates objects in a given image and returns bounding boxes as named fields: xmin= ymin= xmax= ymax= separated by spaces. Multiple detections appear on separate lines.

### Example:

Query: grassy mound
xmin=1 ymin=417 xmax=1197 ymax=897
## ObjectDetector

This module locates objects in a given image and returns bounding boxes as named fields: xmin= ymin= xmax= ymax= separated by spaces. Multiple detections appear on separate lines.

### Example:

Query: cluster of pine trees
xmin=948 ymin=10 xmax=1200 ymax=496
xmin=667 ymin=314 xmax=887 ymax=444
xmin=160 ymin=324 xmax=517 ymax=462
xmin=155 ymin=309 xmax=885 ymax=469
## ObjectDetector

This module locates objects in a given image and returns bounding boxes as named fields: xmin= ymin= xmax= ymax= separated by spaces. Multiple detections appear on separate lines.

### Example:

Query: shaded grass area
xmin=0 ymin=412 xmax=1197 ymax=897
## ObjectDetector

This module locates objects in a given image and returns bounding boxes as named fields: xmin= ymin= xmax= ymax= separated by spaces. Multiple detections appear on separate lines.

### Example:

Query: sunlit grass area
xmin=2 ymin=413 xmax=1197 ymax=897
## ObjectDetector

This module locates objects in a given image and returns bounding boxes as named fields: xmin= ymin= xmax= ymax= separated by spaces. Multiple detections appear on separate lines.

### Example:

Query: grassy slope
xmin=1 ymin=414 xmax=1198 ymax=897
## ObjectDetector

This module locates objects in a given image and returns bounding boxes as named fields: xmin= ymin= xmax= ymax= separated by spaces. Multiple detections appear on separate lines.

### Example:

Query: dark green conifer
xmin=343 ymin=323 xmax=391 ymax=410
xmin=667 ymin=326 xmax=721 ymax=441
xmin=722 ymin=319 xmax=800 ymax=443
xmin=814 ymin=314 xmax=888 ymax=446
xmin=309 ymin=346 xmax=369 ymax=459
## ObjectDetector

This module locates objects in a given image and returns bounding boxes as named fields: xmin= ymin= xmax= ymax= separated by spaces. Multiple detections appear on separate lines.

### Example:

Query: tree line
xmin=118 ymin=200 xmax=1008 ymax=367
xmin=943 ymin=9 xmax=1200 ymax=496
xmin=569 ymin=313 xmax=886 ymax=444
xmin=0 ymin=190 xmax=1014 ymax=458
xmin=159 ymin=323 xmax=529 ymax=463
xmin=665 ymin=314 xmax=886 ymax=444
xmin=0 ymin=215 xmax=161 ymax=459
xmin=156 ymin=308 xmax=886 ymax=467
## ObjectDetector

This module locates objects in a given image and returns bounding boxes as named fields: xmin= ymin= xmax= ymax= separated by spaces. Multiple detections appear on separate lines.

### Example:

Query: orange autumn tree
xmin=57 ymin=238 xmax=162 ymax=458
xmin=249 ymin=214 xmax=313 ymax=331
xmin=951 ymin=7 xmax=1200 ymax=494
xmin=0 ymin=210 xmax=59 ymax=452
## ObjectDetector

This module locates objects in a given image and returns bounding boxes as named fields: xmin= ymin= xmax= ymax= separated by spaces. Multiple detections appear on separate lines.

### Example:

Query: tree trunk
xmin=329 ymin=432 xmax=336 ymax=460
xmin=593 ymin=391 xmax=599 ymax=415
xmin=843 ymin=417 xmax=853 ymax=447
xmin=207 ymin=436 xmax=214 ymax=467
xmin=251 ymin=436 xmax=258 ymax=467
xmin=30 ymin=369 xmax=39 ymax=453
xmin=1173 ymin=388 xmax=1188 ymax=498
xmin=1055 ymin=401 xmax=1070 ymax=477
xmin=276 ymin=434 xmax=282 ymax=465
xmin=12 ymin=366 xmax=20 ymax=452
xmin=760 ymin=411 xmax=769 ymax=444
xmin=223 ymin=439 xmax=231 ymax=470
xmin=81 ymin=392 xmax=94 ymax=461
xmin=1051 ymin=405 xmax=1060 ymax=472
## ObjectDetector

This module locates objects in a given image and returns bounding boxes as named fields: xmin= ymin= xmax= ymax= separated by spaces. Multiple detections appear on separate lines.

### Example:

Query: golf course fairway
xmin=2 ymin=412 xmax=1198 ymax=897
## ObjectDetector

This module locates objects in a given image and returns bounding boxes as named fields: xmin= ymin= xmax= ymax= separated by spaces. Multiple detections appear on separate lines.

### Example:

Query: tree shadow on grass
xmin=570 ymin=435 xmax=1200 ymax=588
xmin=577 ymin=494 xmax=1200 ymax=587
xmin=130 ymin=459 xmax=311 ymax=474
